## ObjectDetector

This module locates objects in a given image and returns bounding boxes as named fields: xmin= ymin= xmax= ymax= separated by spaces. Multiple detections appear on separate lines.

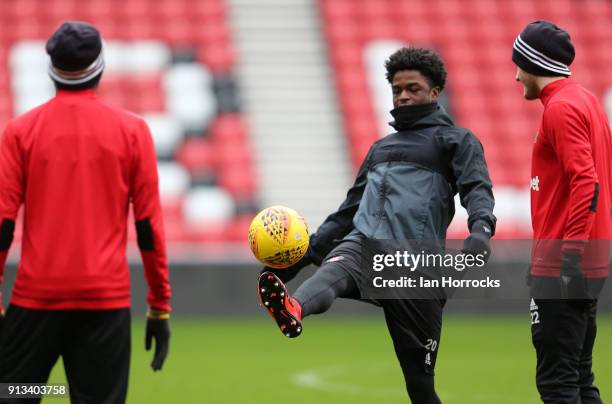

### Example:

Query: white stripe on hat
xmin=516 ymin=36 xmax=569 ymax=69
xmin=514 ymin=37 xmax=571 ymax=74
xmin=48 ymin=51 xmax=105 ymax=85
xmin=513 ymin=35 xmax=571 ymax=76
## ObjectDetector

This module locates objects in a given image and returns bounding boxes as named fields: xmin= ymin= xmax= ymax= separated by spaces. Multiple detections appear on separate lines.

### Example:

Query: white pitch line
xmin=292 ymin=361 xmax=537 ymax=403
xmin=290 ymin=362 xmax=407 ymax=399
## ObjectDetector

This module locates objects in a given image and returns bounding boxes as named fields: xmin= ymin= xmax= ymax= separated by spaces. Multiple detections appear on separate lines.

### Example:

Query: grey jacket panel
xmin=354 ymin=163 xmax=453 ymax=240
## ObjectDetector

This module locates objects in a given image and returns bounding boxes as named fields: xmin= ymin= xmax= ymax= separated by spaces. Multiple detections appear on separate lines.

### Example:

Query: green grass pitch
xmin=45 ymin=314 xmax=612 ymax=403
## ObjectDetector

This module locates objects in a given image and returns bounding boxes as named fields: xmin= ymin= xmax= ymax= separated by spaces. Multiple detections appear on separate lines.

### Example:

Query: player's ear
xmin=429 ymin=86 xmax=441 ymax=101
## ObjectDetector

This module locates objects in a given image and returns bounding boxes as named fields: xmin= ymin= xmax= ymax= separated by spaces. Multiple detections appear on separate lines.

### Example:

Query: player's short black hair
xmin=385 ymin=47 xmax=447 ymax=91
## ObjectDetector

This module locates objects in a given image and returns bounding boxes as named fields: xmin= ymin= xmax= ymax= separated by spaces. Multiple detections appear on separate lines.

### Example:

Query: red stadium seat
xmin=575 ymin=0 xmax=609 ymax=19
xmin=395 ymin=0 xmax=428 ymax=18
xmin=361 ymin=19 xmax=399 ymax=41
xmin=223 ymin=215 xmax=253 ymax=242
xmin=342 ymin=90 xmax=376 ymax=120
xmin=8 ymin=0 xmax=38 ymax=20
xmin=149 ymin=0 xmax=188 ymax=19
xmin=210 ymin=114 xmax=247 ymax=143
xmin=217 ymin=167 xmax=256 ymax=199
xmin=159 ymin=20 xmax=193 ymax=48
xmin=192 ymin=0 xmax=226 ymax=21
xmin=335 ymin=65 xmax=367 ymax=92
xmin=581 ymin=18 xmax=611 ymax=43
xmin=400 ymin=21 xmax=434 ymax=46
xmin=79 ymin=1 xmax=112 ymax=19
xmin=46 ymin=0 xmax=77 ymax=19
xmin=330 ymin=43 xmax=363 ymax=67
xmin=498 ymin=0 xmax=537 ymax=20
xmin=122 ymin=0 xmax=151 ymax=20
xmin=184 ymin=222 xmax=227 ymax=243
xmin=0 ymin=97 xmax=12 ymax=123
xmin=196 ymin=22 xmax=231 ymax=47
xmin=431 ymin=0 xmax=462 ymax=19
xmin=534 ymin=0 xmax=572 ymax=20
xmin=321 ymin=0 xmax=354 ymax=19
xmin=466 ymin=0 xmax=500 ymax=19
xmin=175 ymin=138 xmax=217 ymax=173
xmin=356 ymin=0 xmax=391 ymax=20
xmin=123 ymin=20 xmax=157 ymax=40
xmin=92 ymin=18 xmax=119 ymax=38
xmin=440 ymin=49 xmax=475 ymax=69
xmin=326 ymin=19 xmax=361 ymax=44
xmin=198 ymin=44 xmax=235 ymax=72
xmin=215 ymin=141 xmax=253 ymax=169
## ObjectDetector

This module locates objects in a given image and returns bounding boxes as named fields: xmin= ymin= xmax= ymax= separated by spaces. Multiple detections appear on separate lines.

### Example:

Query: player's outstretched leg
xmin=258 ymin=272 xmax=303 ymax=338
xmin=258 ymin=241 xmax=361 ymax=338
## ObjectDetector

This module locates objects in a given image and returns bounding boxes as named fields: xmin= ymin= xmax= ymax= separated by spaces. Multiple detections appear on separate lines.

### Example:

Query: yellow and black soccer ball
xmin=248 ymin=206 xmax=309 ymax=269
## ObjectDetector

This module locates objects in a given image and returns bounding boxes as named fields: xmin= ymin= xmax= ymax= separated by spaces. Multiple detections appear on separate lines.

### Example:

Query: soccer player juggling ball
xmin=258 ymin=47 xmax=496 ymax=403
xmin=513 ymin=20 xmax=612 ymax=403
xmin=0 ymin=22 xmax=171 ymax=404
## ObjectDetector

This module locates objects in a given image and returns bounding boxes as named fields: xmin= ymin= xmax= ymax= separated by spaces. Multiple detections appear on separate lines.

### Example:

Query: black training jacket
xmin=309 ymin=102 xmax=496 ymax=264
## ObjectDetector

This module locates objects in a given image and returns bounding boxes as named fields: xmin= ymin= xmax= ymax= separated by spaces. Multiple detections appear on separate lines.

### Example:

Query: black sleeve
xmin=308 ymin=145 xmax=374 ymax=264
xmin=443 ymin=129 xmax=497 ymax=234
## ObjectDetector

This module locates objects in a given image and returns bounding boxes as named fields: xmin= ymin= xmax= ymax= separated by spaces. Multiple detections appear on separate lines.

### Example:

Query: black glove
xmin=560 ymin=252 xmax=589 ymax=300
xmin=462 ymin=220 xmax=492 ymax=263
xmin=145 ymin=311 xmax=170 ymax=371
xmin=260 ymin=246 xmax=314 ymax=284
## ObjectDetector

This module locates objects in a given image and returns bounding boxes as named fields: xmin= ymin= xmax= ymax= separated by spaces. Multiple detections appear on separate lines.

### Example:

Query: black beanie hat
xmin=46 ymin=21 xmax=105 ymax=85
xmin=512 ymin=20 xmax=575 ymax=77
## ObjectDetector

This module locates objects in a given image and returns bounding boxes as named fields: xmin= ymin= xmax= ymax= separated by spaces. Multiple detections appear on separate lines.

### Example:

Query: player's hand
xmin=260 ymin=248 xmax=313 ymax=284
xmin=145 ymin=309 xmax=170 ymax=371
xmin=462 ymin=220 xmax=492 ymax=263
xmin=560 ymin=253 xmax=588 ymax=300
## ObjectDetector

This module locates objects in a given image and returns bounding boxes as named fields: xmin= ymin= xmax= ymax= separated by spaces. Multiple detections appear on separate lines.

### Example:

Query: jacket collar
xmin=389 ymin=102 xmax=453 ymax=131
xmin=539 ymin=78 xmax=571 ymax=106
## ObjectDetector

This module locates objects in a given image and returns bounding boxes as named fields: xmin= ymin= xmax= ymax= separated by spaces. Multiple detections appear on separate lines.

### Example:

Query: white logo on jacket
xmin=530 ymin=176 xmax=540 ymax=191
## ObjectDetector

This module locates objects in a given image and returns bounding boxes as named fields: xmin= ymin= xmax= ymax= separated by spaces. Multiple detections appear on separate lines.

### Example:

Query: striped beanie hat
xmin=512 ymin=20 xmax=574 ymax=77
xmin=46 ymin=21 xmax=105 ymax=86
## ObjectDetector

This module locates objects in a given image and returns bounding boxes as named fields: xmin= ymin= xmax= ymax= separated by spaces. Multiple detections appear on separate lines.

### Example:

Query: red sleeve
xmin=545 ymin=102 xmax=598 ymax=254
xmin=130 ymin=119 xmax=171 ymax=311
xmin=0 ymin=122 xmax=23 ymax=309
